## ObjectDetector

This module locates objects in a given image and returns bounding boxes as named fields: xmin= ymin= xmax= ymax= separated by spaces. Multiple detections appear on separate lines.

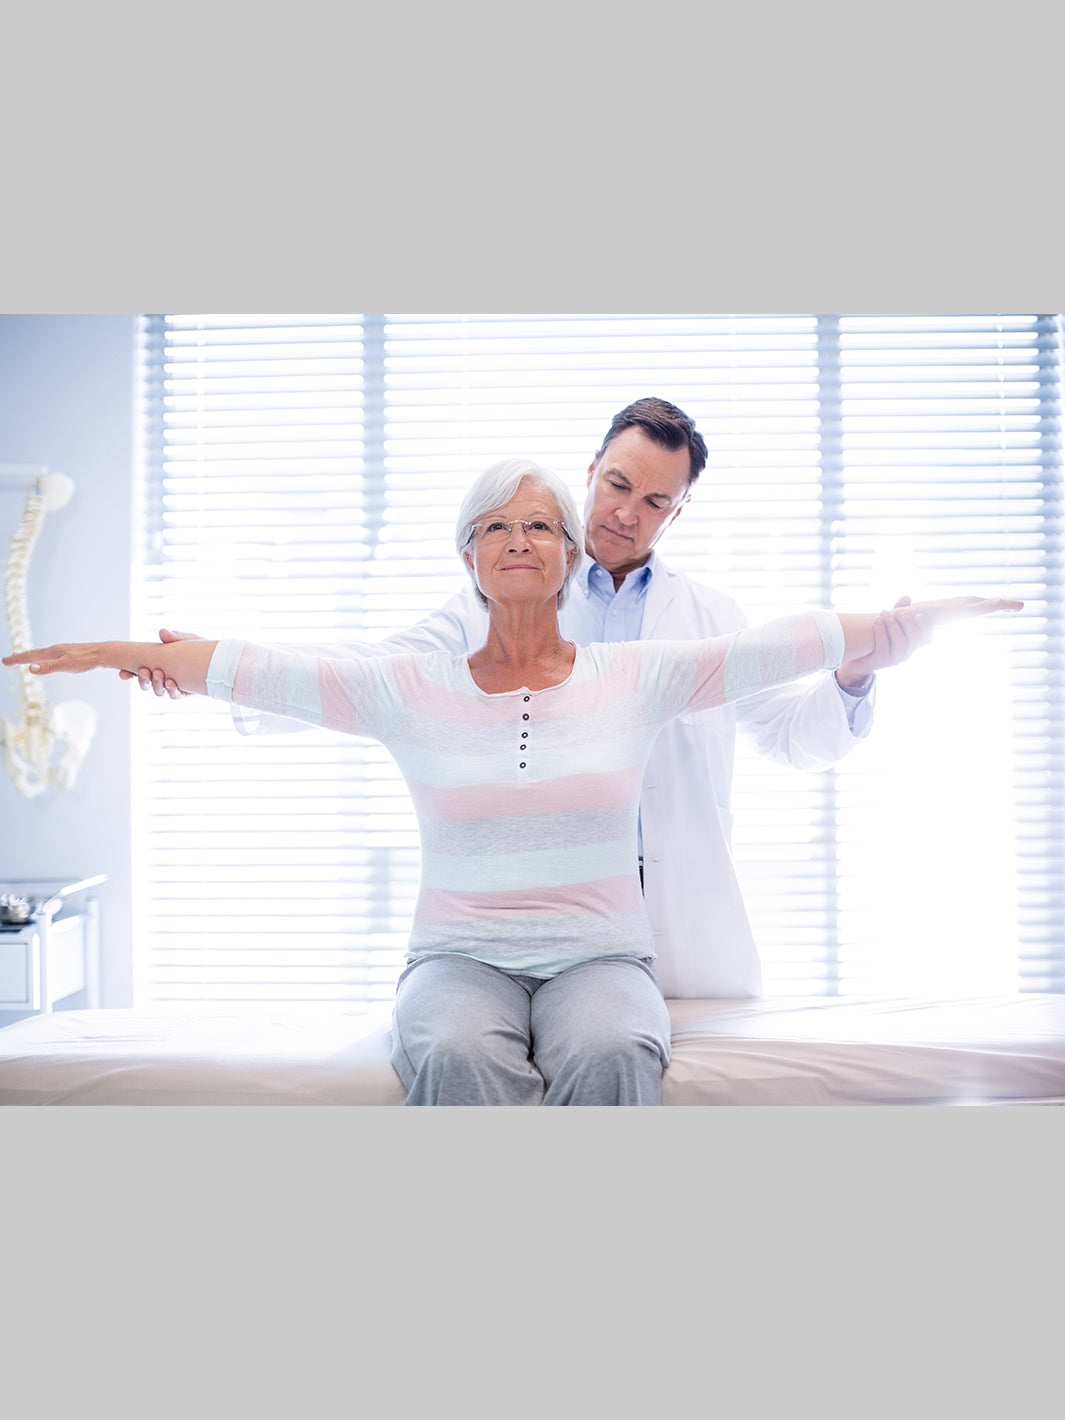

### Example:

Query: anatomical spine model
xmin=1 ymin=471 xmax=97 ymax=797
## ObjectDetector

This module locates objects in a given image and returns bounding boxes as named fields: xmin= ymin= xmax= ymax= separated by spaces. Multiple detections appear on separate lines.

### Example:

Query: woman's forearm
xmin=836 ymin=613 xmax=883 ymax=663
xmin=106 ymin=640 xmax=218 ymax=694
xmin=2 ymin=638 xmax=219 ymax=695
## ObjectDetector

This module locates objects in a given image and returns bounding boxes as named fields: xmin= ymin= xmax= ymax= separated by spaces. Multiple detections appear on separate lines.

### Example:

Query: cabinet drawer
xmin=0 ymin=916 xmax=87 ymax=1009
xmin=0 ymin=932 xmax=35 ymax=1007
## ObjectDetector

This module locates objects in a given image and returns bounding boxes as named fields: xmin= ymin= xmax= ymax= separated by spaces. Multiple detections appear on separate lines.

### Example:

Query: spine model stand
xmin=1 ymin=472 xmax=97 ymax=797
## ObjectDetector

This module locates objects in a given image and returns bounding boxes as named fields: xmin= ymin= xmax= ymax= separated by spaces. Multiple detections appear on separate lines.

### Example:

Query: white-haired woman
xmin=4 ymin=458 xmax=1022 ymax=1105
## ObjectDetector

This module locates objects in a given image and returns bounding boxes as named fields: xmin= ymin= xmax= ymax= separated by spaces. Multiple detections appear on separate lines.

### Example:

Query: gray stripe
xmin=408 ymin=908 xmax=653 ymax=967
xmin=417 ymin=805 xmax=636 ymax=857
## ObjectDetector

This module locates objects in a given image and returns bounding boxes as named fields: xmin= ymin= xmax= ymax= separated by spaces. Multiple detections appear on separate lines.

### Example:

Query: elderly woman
xmin=4 ymin=458 xmax=1022 ymax=1106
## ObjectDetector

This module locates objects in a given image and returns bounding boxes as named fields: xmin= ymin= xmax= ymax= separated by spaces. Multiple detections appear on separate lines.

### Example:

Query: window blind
xmin=132 ymin=313 xmax=1064 ymax=1006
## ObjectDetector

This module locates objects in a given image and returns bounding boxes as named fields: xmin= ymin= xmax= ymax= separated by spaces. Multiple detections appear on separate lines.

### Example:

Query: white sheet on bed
xmin=662 ymin=995 xmax=1065 ymax=1105
xmin=0 ymin=1005 xmax=404 ymax=1106
xmin=1 ymin=995 xmax=1064 ymax=1105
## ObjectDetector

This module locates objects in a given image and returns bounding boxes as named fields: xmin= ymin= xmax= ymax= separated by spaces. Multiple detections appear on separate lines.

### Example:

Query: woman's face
xmin=463 ymin=480 xmax=574 ymax=612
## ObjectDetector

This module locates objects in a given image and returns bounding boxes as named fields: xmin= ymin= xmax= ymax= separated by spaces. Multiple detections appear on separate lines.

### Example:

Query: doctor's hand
xmin=834 ymin=596 xmax=927 ymax=694
xmin=117 ymin=627 xmax=202 ymax=698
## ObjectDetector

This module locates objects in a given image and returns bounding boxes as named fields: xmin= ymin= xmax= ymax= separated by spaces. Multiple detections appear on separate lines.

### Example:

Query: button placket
xmin=518 ymin=695 xmax=532 ymax=772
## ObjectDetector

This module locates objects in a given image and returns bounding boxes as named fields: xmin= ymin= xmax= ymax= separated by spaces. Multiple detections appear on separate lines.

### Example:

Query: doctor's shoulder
xmin=653 ymin=558 xmax=748 ymax=636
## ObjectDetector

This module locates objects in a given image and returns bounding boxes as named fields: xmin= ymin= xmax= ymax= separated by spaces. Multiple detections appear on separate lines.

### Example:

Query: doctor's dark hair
xmin=456 ymin=457 xmax=584 ymax=610
xmin=595 ymin=397 xmax=708 ymax=485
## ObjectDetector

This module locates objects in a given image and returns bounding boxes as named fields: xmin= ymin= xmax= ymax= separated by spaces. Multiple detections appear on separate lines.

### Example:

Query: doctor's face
xmin=582 ymin=427 xmax=693 ymax=583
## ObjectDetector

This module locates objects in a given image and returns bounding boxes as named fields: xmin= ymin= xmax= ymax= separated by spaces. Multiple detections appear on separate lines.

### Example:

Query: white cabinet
xmin=0 ymin=876 xmax=104 ymax=1018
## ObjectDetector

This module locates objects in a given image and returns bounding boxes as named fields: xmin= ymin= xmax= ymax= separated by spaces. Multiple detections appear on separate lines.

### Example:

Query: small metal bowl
xmin=0 ymin=895 xmax=33 ymax=926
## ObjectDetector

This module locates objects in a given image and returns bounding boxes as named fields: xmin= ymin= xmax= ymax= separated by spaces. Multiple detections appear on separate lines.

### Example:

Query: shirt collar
xmin=581 ymin=551 xmax=658 ymax=597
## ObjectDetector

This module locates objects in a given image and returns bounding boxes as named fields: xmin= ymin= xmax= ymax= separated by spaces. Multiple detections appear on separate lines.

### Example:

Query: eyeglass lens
xmin=475 ymin=519 xmax=563 ymax=541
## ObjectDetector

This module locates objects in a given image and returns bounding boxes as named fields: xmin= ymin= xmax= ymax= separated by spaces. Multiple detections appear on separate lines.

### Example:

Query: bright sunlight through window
xmin=131 ymin=314 xmax=1064 ymax=1008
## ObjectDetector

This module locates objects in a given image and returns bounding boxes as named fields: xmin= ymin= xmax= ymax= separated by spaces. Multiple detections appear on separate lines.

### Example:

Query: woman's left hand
xmin=908 ymin=595 xmax=1025 ymax=627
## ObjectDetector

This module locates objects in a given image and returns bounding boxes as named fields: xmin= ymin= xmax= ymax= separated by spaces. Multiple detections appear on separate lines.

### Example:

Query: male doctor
xmin=132 ymin=397 xmax=924 ymax=998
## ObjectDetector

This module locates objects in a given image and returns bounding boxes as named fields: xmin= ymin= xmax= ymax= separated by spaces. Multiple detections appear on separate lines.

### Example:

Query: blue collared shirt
xmin=579 ymin=555 xmax=655 ymax=642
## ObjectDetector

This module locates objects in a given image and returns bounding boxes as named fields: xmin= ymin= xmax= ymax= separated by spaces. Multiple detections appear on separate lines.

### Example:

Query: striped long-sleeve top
xmin=207 ymin=610 xmax=843 ymax=977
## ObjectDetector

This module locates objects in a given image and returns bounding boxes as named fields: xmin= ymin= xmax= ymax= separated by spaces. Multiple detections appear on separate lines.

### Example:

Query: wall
xmin=0 ymin=315 xmax=137 ymax=1010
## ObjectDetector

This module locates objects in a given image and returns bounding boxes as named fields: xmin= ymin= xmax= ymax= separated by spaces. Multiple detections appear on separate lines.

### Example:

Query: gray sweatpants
xmin=390 ymin=952 xmax=672 ymax=1106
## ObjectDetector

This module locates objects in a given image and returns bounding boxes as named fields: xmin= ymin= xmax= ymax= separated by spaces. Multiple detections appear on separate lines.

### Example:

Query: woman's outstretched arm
xmin=836 ymin=596 xmax=1023 ymax=667
xmin=2 ymin=639 xmax=219 ymax=695
xmin=3 ymin=596 xmax=1025 ymax=706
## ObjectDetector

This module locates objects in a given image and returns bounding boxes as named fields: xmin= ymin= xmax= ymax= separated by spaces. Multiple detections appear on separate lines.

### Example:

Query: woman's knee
xmin=550 ymin=1021 xmax=667 ymax=1075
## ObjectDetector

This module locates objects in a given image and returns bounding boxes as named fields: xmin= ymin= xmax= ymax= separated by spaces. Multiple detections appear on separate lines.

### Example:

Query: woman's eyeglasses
xmin=470 ymin=518 xmax=568 ymax=543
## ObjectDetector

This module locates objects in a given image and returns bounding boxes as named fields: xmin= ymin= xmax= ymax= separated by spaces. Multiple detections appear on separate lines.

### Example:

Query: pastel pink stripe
xmin=691 ymin=642 xmax=731 ymax=708
xmin=390 ymin=656 xmax=506 ymax=722
xmin=407 ymin=765 xmax=646 ymax=821
xmin=389 ymin=651 xmax=643 ymax=723
xmin=318 ymin=662 xmax=360 ymax=733
xmin=507 ymin=656 xmax=642 ymax=720
xmin=416 ymin=874 xmax=644 ymax=924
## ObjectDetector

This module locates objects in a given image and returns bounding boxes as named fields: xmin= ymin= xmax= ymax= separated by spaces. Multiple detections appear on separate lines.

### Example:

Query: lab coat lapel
xmin=640 ymin=559 xmax=681 ymax=639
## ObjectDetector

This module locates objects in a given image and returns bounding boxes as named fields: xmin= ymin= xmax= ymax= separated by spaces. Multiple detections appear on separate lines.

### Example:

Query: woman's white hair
xmin=455 ymin=458 xmax=584 ymax=608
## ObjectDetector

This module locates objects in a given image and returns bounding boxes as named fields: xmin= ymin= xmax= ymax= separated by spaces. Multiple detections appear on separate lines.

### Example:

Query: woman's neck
xmin=467 ymin=605 xmax=576 ymax=692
